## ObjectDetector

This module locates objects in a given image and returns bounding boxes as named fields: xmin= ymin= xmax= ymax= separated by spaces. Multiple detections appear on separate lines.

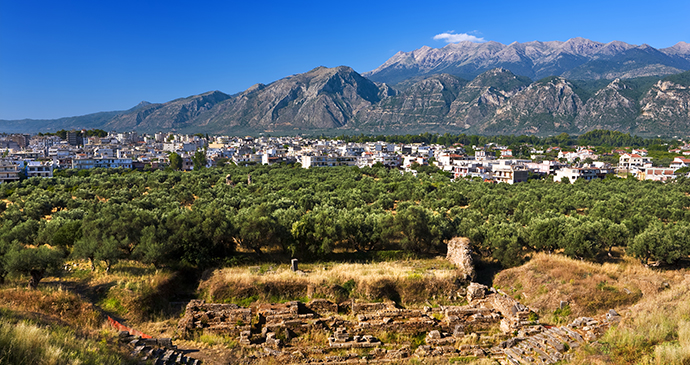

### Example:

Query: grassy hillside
xmin=2 ymin=250 xmax=690 ymax=364
xmin=493 ymin=252 xmax=690 ymax=364
xmin=200 ymin=256 xmax=461 ymax=306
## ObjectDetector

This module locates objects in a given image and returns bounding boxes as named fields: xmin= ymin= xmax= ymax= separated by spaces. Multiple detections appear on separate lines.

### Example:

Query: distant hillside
xmin=2 ymin=67 xmax=690 ymax=137
xmin=0 ymin=102 xmax=151 ymax=134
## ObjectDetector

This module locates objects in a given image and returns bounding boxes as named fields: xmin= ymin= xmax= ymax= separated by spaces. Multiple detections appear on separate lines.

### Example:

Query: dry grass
xmin=493 ymin=252 xmax=690 ymax=364
xmin=570 ymin=275 xmax=690 ymax=364
xmin=4 ymin=260 xmax=187 ymax=327
xmin=61 ymin=260 xmax=184 ymax=324
xmin=200 ymin=258 xmax=463 ymax=305
xmin=0 ymin=286 xmax=101 ymax=328
xmin=492 ymin=252 xmax=677 ymax=321
xmin=291 ymin=327 xmax=329 ymax=348
xmin=0 ymin=310 xmax=130 ymax=365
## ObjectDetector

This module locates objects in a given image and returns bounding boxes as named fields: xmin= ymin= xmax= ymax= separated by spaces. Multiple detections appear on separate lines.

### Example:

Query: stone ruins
xmin=446 ymin=237 xmax=476 ymax=281
xmin=119 ymin=330 xmax=202 ymax=364
xmin=177 ymin=284 xmax=622 ymax=364
xmin=172 ymin=239 xmax=623 ymax=363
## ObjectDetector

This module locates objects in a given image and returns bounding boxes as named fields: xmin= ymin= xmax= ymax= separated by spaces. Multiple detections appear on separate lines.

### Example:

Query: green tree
xmin=5 ymin=244 xmax=63 ymax=289
xmin=599 ymin=220 xmax=629 ymax=256
xmin=233 ymin=205 xmax=279 ymax=254
xmin=527 ymin=216 xmax=566 ymax=252
xmin=37 ymin=219 xmax=82 ymax=249
xmin=169 ymin=152 xmax=183 ymax=171
xmin=561 ymin=219 xmax=603 ymax=259
xmin=339 ymin=208 xmax=375 ymax=252
xmin=193 ymin=149 xmax=207 ymax=170
xmin=71 ymin=208 xmax=134 ymax=272
xmin=483 ymin=220 xmax=527 ymax=267
xmin=133 ymin=225 xmax=172 ymax=268
xmin=394 ymin=205 xmax=448 ymax=253
xmin=629 ymin=221 xmax=687 ymax=265
xmin=291 ymin=206 xmax=342 ymax=257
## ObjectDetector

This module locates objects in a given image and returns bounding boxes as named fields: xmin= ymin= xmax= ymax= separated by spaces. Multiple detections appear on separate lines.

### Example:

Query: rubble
xmin=119 ymin=331 xmax=202 ymax=364
xmin=178 ymin=300 xmax=251 ymax=338
xmin=175 ymin=286 xmax=621 ymax=364
xmin=466 ymin=282 xmax=488 ymax=302
xmin=327 ymin=327 xmax=382 ymax=348
xmin=425 ymin=330 xmax=456 ymax=345
xmin=495 ymin=312 xmax=619 ymax=364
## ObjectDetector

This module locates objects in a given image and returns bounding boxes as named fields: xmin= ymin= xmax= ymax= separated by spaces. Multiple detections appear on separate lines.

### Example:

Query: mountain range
xmin=2 ymin=38 xmax=690 ymax=137
xmin=364 ymin=37 xmax=690 ymax=84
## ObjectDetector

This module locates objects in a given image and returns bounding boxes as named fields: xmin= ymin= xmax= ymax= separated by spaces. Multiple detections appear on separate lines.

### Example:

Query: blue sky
xmin=1 ymin=0 xmax=689 ymax=120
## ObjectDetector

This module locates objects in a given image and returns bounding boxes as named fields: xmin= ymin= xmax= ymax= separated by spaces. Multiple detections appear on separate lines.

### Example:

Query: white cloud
xmin=433 ymin=32 xmax=486 ymax=43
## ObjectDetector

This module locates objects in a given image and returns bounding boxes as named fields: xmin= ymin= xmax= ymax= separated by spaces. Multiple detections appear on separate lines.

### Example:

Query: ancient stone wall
xmin=119 ymin=330 xmax=202 ymax=364
xmin=178 ymin=300 xmax=251 ymax=338
xmin=305 ymin=298 xmax=338 ymax=315
xmin=176 ymin=290 xmax=621 ymax=365
xmin=446 ymin=237 xmax=475 ymax=280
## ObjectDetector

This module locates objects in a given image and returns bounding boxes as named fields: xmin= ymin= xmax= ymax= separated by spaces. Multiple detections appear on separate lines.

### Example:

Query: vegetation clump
xmin=0 ymin=160 xmax=688 ymax=363
xmin=0 ymin=309 xmax=130 ymax=365
xmin=200 ymin=258 xmax=460 ymax=305
xmin=0 ymin=163 xmax=688 ymax=290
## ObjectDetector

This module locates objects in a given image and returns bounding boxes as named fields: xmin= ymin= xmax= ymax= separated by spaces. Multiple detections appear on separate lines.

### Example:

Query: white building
xmin=72 ymin=158 xmax=133 ymax=170
xmin=0 ymin=160 xmax=19 ymax=183
xmin=302 ymin=155 xmax=357 ymax=168
xmin=25 ymin=161 xmax=53 ymax=178
xmin=670 ymin=157 xmax=690 ymax=169
xmin=641 ymin=167 xmax=677 ymax=182
xmin=524 ymin=161 xmax=563 ymax=175
xmin=619 ymin=153 xmax=652 ymax=170
xmin=474 ymin=150 xmax=495 ymax=160
xmin=492 ymin=164 xmax=528 ymax=184
xmin=402 ymin=155 xmax=428 ymax=169
xmin=554 ymin=167 xmax=603 ymax=184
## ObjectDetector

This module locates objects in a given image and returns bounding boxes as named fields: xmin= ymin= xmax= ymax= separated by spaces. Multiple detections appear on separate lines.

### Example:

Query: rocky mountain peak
xmin=561 ymin=37 xmax=604 ymax=55
xmin=245 ymin=83 xmax=266 ymax=93
xmin=598 ymin=40 xmax=636 ymax=55
xmin=468 ymin=68 xmax=531 ymax=92
xmin=128 ymin=101 xmax=153 ymax=112
xmin=199 ymin=90 xmax=231 ymax=101
xmin=6 ymin=67 xmax=690 ymax=137
xmin=662 ymin=41 xmax=690 ymax=56
xmin=607 ymin=78 xmax=627 ymax=90
xmin=366 ymin=38 xmax=690 ymax=84
xmin=535 ymin=76 xmax=569 ymax=86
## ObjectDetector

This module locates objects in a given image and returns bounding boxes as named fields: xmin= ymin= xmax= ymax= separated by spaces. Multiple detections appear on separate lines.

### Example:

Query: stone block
xmin=131 ymin=345 xmax=146 ymax=356
xmin=386 ymin=348 xmax=410 ymax=359
xmin=305 ymin=299 xmax=338 ymax=315
xmin=427 ymin=330 xmax=441 ymax=340
xmin=264 ymin=332 xmax=282 ymax=349
xmin=453 ymin=324 xmax=465 ymax=338
xmin=466 ymin=283 xmax=488 ymax=302
xmin=606 ymin=309 xmax=621 ymax=322
xmin=446 ymin=237 xmax=475 ymax=280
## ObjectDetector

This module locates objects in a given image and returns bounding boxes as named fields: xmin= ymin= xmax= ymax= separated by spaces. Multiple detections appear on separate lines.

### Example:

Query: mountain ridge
xmin=364 ymin=38 xmax=690 ymax=84
xmin=4 ymin=67 xmax=690 ymax=137
xmin=2 ymin=37 xmax=690 ymax=137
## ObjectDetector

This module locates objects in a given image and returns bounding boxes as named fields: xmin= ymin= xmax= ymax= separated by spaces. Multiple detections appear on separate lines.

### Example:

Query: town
xmin=1 ymin=130 xmax=689 ymax=183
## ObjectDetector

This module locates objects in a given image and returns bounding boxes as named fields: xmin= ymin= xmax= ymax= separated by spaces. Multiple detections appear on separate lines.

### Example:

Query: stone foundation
xmin=177 ymin=287 xmax=621 ymax=365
